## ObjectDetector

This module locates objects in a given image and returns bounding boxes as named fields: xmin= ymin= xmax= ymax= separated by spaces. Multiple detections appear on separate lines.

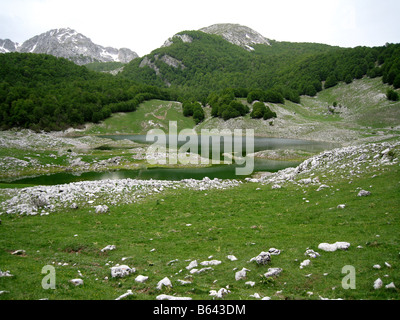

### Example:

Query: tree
xmin=221 ymin=106 xmax=239 ymax=120
xmin=250 ymin=102 xmax=267 ymax=119
xmin=387 ymin=89 xmax=399 ymax=101
xmin=304 ymin=84 xmax=317 ymax=97
xmin=324 ymin=74 xmax=338 ymax=89
xmin=192 ymin=103 xmax=205 ymax=124
xmin=263 ymin=105 xmax=277 ymax=120
xmin=264 ymin=90 xmax=284 ymax=104
xmin=182 ymin=101 xmax=194 ymax=117
xmin=393 ymin=75 xmax=400 ymax=89
xmin=344 ymin=74 xmax=353 ymax=84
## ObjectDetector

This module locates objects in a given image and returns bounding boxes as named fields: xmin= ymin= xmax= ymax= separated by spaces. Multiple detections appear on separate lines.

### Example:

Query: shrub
xmin=250 ymin=102 xmax=266 ymax=119
xmin=387 ymin=89 xmax=399 ymax=101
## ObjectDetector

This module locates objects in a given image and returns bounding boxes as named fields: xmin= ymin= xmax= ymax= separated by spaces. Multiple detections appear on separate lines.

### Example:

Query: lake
xmin=3 ymin=136 xmax=336 ymax=186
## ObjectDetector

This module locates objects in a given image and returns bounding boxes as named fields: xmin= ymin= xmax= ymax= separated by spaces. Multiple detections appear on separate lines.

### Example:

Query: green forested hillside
xmin=0 ymin=53 xmax=173 ymax=131
xmin=1 ymin=30 xmax=400 ymax=131
xmin=120 ymin=30 xmax=400 ymax=102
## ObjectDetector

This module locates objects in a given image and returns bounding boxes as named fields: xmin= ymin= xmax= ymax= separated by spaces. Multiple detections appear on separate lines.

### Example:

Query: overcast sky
xmin=1 ymin=0 xmax=399 ymax=56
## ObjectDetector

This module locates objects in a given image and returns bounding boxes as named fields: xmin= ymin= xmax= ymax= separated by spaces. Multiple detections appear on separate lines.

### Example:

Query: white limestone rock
xmin=115 ymin=290 xmax=133 ymax=300
xmin=264 ymin=268 xmax=283 ymax=278
xmin=111 ymin=265 xmax=134 ymax=278
xmin=227 ymin=255 xmax=238 ymax=261
xmin=101 ymin=245 xmax=116 ymax=252
xmin=235 ymin=268 xmax=250 ymax=281
xmin=69 ymin=278 xmax=83 ymax=286
xmin=135 ymin=275 xmax=149 ymax=283
xmin=156 ymin=277 xmax=172 ymax=290
xmin=318 ymin=242 xmax=350 ymax=252
xmin=156 ymin=294 xmax=192 ymax=300
xmin=373 ymin=278 xmax=383 ymax=290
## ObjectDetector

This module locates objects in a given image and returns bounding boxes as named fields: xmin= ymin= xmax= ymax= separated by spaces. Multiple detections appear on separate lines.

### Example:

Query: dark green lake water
xmin=3 ymin=136 xmax=335 ymax=186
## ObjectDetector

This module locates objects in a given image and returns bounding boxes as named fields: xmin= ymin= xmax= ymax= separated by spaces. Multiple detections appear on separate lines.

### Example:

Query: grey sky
xmin=0 ymin=0 xmax=399 ymax=56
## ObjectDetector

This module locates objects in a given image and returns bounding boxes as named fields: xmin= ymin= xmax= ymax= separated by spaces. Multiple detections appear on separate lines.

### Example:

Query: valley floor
xmin=0 ymin=77 xmax=399 ymax=300
xmin=0 ymin=138 xmax=399 ymax=300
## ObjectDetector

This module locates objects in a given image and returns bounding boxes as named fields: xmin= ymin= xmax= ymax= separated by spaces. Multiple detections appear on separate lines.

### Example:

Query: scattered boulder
xmin=167 ymin=259 xmax=179 ymax=265
xmin=186 ymin=260 xmax=198 ymax=270
xmin=209 ymin=288 xmax=230 ymax=299
xmin=0 ymin=270 xmax=13 ymax=277
xmin=227 ymin=255 xmax=238 ymax=261
xmin=115 ymin=290 xmax=133 ymax=300
xmin=268 ymin=248 xmax=281 ymax=255
xmin=111 ymin=265 xmax=134 ymax=278
xmin=264 ymin=268 xmax=283 ymax=278
xmin=317 ymin=184 xmax=330 ymax=192
xmin=190 ymin=267 xmax=213 ymax=274
xmin=385 ymin=282 xmax=396 ymax=289
xmin=11 ymin=249 xmax=26 ymax=255
xmin=305 ymin=249 xmax=320 ymax=258
xmin=101 ymin=245 xmax=116 ymax=252
xmin=156 ymin=294 xmax=192 ymax=300
xmin=318 ymin=242 xmax=350 ymax=252
xmin=250 ymin=252 xmax=271 ymax=265
xmin=200 ymin=260 xmax=221 ymax=266
xmin=235 ymin=268 xmax=250 ymax=281
xmin=357 ymin=190 xmax=371 ymax=197
xmin=373 ymin=278 xmax=383 ymax=290
xmin=135 ymin=275 xmax=149 ymax=283
xmin=95 ymin=205 xmax=109 ymax=214
xmin=69 ymin=279 xmax=83 ymax=286
xmin=300 ymin=260 xmax=311 ymax=269
xmin=156 ymin=277 xmax=172 ymax=290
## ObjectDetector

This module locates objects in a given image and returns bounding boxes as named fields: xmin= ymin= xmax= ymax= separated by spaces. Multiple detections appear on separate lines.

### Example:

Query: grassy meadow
xmin=1 ymin=77 xmax=399 ymax=301
xmin=1 ymin=158 xmax=399 ymax=300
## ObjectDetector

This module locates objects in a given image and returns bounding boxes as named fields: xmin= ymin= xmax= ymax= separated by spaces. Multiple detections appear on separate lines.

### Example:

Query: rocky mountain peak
xmin=200 ymin=23 xmax=270 ymax=51
xmin=0 ymin=28 xmax=138 ymax=65
xmin=0 ymin=39 xmax=20 ymax=53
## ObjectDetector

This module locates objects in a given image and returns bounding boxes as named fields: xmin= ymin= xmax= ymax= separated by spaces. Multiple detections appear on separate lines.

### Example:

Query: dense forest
xmin=0 ymin=53 xmax=173 ymax=131
xmin=0 ymin=30 xmax=399 ymax=130
xmin=120 ymin=31 xmax=400 ymax=103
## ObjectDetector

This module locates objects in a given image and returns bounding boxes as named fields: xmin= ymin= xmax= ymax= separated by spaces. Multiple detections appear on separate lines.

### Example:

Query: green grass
xmin=1 ymin=163 xmax=399 ymax=300
xmin=305 ymin=77 xmax=400 ymax=128
xmin=84 ymin=100 xmax=195 ymax=135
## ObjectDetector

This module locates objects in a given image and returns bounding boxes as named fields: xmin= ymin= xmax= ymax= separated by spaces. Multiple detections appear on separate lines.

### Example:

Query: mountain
xmin=0 ymin=39 xmax=20 ymax=53
xmin=119 ymin=25 xmax=337 ymax=99
xmin=0 ymin=28 xmax=138 ymax=65
xmin=199 ymin=23 xmax=270 ymax=51
xmin=120 ymin=23 xmax=399 ymax=102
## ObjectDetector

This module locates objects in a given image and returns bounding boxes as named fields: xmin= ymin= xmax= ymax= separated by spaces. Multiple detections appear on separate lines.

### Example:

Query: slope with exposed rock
xmin=0 ymin=28 xmax=138 ymax=65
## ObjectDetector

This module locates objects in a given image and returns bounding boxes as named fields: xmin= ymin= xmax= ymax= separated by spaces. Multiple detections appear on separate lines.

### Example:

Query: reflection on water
xmin=3 ymin=136 xmax=336 ymax=186
xmin=5 ymin=158 xmax=300 ymax=186
xmin=101 ymin=134 xmax=335 ymax=158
